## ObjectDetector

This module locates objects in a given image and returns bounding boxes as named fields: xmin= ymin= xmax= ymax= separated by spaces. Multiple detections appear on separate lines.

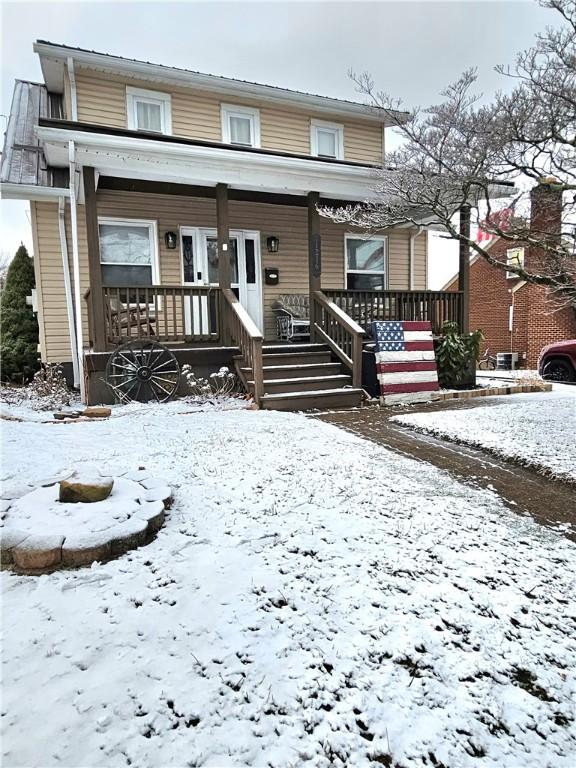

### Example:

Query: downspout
xmin=409 ymin=226 xmax=424 ymax=290
xmin=68 ymin=140 xmax=86 ymax=402
xmin=58 ymin=196 xmax=80 ymax=388
xmin=66 ymin=56 xmax=78 ymax=121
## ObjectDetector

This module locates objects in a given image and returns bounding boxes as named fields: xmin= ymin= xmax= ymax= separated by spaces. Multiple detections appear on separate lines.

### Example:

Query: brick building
xmin=445 ymin=183 xmax=576 ymax=369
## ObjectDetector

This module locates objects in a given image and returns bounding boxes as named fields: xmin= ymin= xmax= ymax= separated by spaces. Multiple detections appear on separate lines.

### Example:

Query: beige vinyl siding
xmin=32 ymin=191 xmax=421 ymax=357
xmin=387 ymin=230 xmax=427 ymax=290
xmin=74 ymin=69 xmax=383 ymax=163
xmin=31 ymin=201 xmax=72 ymax=363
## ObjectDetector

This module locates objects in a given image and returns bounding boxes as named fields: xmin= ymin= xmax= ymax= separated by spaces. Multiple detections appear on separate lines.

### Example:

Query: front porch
xmin=81 ymin=173 xmax=467 ymax=407
xmin=86 ymin=284 xmax=463 ymax=350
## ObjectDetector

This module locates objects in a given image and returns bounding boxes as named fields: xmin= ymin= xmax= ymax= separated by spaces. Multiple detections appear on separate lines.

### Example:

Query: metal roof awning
xmin=0 ymin=80 xmax=68 ymax=199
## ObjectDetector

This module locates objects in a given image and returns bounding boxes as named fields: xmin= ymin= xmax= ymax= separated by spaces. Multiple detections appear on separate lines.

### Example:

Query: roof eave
xmin=33 ymin=41 xmax=408 ymax=127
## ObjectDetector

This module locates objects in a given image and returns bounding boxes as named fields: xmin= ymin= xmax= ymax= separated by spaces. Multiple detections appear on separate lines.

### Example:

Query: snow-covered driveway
xmin=391 ymin=386 xmax=576 ymax=483
xmin=2 ymin=404 xmax=576 ymax=767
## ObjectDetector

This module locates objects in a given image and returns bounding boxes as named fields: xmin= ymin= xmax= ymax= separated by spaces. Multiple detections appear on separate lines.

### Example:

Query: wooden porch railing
xmin=95 ymin=285 xmax=221 ymax=347
xmin=323 ymin=289 xmax=463 ymax=336
xmin=312 ymin=290 xmax=364 ymax=387
xmin=221 ymin=288 xmax=264 ymax=406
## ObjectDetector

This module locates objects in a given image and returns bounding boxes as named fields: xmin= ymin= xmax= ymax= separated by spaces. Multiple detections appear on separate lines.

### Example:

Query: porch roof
xmin=36 ymin=119 xmax=384 ymax=202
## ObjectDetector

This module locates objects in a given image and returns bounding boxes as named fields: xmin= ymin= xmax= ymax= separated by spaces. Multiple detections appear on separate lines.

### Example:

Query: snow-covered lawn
xmin=392 ymin=387 xmax=576 ymax=484
xmin=2 ymin=403 xmax=576 ymax=767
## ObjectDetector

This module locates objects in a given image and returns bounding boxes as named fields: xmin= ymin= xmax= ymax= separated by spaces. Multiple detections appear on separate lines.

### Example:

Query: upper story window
xmin=221 ymin=104 xmax=261 ymax=148
xmin=126 ymin=87 xmax=172 ymax=134
xmin=311 ymin=120 xmax=344 ymax=160
xmin=345 ymin=235 xmax=387 ymax=290
xmin=506 ymin=247 xmax=525 ymax=279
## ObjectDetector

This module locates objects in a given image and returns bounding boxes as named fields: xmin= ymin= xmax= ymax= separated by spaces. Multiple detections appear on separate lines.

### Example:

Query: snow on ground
xmin=392 ymin=387 xmax=576 ymax=484
xmin=2 ymin=405 xmax=576 ymax=768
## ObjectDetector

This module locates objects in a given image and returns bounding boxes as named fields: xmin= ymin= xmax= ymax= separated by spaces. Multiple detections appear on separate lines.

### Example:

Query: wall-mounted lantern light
xmin=266 ymin=235 xmax=280 ymax=253
xmin=164 ymin=231 xmax=178 ymax=249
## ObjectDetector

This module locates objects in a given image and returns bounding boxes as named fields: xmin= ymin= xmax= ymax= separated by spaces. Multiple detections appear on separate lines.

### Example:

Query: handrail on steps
xmin=222 ymin=288 xmax=264 ymax=407
xmin=312 ymin=290 xmax=364 ymax=388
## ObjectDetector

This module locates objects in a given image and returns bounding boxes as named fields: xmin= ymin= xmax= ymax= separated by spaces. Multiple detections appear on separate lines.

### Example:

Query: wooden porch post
xmin=216 ymin=183 xmax=231 ymax=344
xmin=458 ymin=204 xmax=471 ymax=334
xmin=308 ymin=191 xmax=322 ymax=342
xmin=83 ymin=166 xmax=106 ymax=351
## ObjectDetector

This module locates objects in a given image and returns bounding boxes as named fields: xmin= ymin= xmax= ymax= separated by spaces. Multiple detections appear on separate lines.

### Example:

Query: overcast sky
xmin=0 ymin=0 xmax=557 ymax=285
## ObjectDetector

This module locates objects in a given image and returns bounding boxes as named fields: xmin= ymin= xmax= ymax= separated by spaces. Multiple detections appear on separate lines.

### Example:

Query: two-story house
xmin=1 ymin=42 xmax=464 ymax=408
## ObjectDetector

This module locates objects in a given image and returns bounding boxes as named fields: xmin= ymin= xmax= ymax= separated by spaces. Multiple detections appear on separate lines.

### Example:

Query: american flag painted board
xmin=372 ymin=321 xmax=439 ymax=397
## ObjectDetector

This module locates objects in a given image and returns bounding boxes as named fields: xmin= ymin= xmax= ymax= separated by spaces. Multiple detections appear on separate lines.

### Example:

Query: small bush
xmin=0 ymin=364 xmax=72 ymax=411
xmin=434 ymin=322 xmax=483 ymax=389
xmin=182 ymin=365 xmax=240 ymax=400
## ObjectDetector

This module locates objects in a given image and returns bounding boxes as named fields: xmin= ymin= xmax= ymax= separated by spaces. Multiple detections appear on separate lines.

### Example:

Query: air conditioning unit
xmin=496 ymin=352 xmax=519 ymax=370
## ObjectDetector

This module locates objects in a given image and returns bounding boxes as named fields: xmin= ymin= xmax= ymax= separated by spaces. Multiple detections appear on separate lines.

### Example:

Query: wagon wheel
xmin=106 ymin=340 xmax=180 ymax=403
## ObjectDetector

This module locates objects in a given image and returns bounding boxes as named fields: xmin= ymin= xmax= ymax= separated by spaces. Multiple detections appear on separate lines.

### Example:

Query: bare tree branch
xmin=324 ymin=0 xmax=576 ymax=309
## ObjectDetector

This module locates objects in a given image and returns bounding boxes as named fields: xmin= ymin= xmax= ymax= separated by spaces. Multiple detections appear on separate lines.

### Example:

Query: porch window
xmin=311 ymin=120 xmax=344 ymax=160
xmin=345 ymin=235 xmax=387 ymax=290
xmin=126 ymin=87 xmax=172 ymax=134
xmin=99 ymin=219 xmax=159 ymax=286
xmin=506 ymin=247 xmax=524 ymax=279
xmin=221 ymin=104 xmax=261 ymax=148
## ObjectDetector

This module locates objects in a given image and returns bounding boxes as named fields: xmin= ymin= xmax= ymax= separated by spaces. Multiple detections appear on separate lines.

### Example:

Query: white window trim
xmin=220 ymin=104 xmax=261 ymax=148
xmin=506 ymin=246 xmax=525 ymax=279
xmin=345 ymin=234 xmax=388 ymax=289
xmin=99 ymin=217 xmax=160 ymax=285
xmin=126 ymin=86 xmax=172 ymax=135
xmin=311 ymin=119 xmax=344 ymax=160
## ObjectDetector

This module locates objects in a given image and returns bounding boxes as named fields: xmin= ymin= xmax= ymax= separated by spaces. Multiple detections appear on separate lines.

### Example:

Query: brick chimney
xmin=527 ymin=177 xmax=563 ymax=271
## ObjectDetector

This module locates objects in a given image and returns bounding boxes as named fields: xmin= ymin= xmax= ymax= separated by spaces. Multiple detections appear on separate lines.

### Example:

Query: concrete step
xmin=261 ymin=387 xmax=363 ymax=412
xmin=247 ymin=374 xmax=353 ymax=394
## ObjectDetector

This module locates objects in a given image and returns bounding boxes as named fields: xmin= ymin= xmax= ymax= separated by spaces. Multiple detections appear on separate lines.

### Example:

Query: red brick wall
xmin=524 ymin=284 xmax=576 ymax=367
xmin=445 ymin=240 xmax=576 ymax=367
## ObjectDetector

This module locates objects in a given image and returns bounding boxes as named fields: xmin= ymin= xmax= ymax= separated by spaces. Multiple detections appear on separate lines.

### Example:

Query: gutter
xmin=0 ymin=183 xmax=70 ymax=201
xmin=66 ymin=57 xmax=78 ymax=121
xmin=57 ymin=196 xmax=80 ymax=387
xmin=408 ymin=226 xmax=424 ymax=290
xmin=68 ymin=140 xmax=86 ymax=402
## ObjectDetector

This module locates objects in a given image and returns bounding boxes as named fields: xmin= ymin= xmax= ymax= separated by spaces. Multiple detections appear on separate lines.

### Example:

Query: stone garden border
xmin=0 ymin=471 xmax=172 ymax=575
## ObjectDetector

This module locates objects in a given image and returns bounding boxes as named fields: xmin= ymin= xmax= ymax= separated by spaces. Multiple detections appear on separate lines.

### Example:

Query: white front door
xmin=180 ymin=228 xmax=263 ymax=335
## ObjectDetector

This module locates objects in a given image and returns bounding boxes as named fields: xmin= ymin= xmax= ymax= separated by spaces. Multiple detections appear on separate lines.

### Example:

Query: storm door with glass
xmin=180 ymin=228 xmax=262 ymax=337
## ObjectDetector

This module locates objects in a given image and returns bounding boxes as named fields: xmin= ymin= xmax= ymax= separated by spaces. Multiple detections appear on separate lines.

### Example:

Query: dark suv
xmin=538 ymin=340 xmax=576 ymax=382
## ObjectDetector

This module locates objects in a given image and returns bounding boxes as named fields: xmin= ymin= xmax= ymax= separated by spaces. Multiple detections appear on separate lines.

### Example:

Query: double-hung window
xmin=311 ymin=120 xmax=344 ymax=160
xmin=99 ymin=219 xmax=160 ymax=286
xmin=345 ymin=235 xmax=387 ymax=290
xmin=506 ymin=247 xmax=524 ymax=279
xmin=221 ymin=104 xmax=261 ymax=148
xmin=126 ymin=87 xmax=172 ymax=134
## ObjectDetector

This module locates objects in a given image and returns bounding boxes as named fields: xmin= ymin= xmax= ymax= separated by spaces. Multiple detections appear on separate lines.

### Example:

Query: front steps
xmin=235 ymin=343 xmax=363 ymax=411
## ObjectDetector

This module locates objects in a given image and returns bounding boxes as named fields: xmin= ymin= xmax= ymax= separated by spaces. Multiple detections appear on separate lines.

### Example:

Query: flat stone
xmin=82 ymin=407 xmax=112 ymax=419
xmin=124 ymin=470 xmax=150 ymax=483
xmin=61 ymin=532 xmax=113 ymax=567
xmin=53 ymin=411 xmax=82 ymax=421
xmin=143 ymin=486 xmax=172 ymax=507
xmin=12 ymin=534 xmax=64 ymax=571
xmin=0 ymin=529 xmax=30 ymax=566
xmin=59 ymin=476 xmax=114 ymax=503
xmin=134 ymin=501 xmax=165 ymax=535
xmin=109 ymin=518 xmax=149 ymax=556
xmin=1 ymin=482 xmax=35 ymax=501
